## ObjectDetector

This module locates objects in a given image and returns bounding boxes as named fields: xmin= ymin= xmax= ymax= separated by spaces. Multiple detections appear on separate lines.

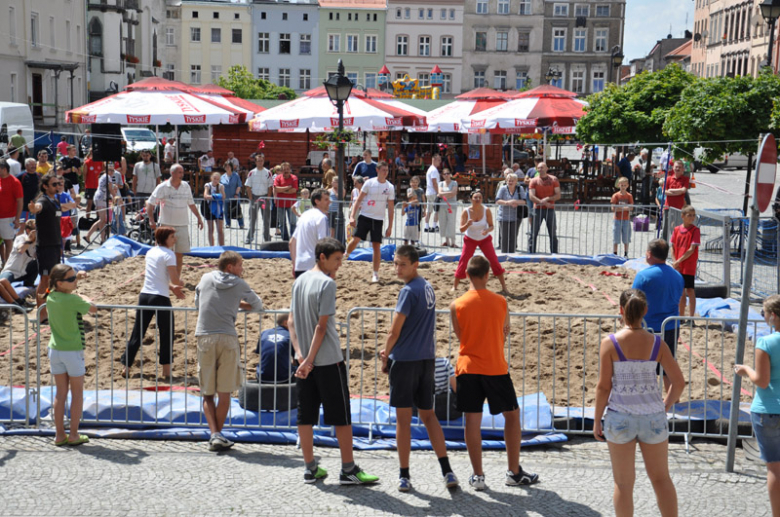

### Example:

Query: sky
xmin=624 ymin=0 xmax=696 ymax=62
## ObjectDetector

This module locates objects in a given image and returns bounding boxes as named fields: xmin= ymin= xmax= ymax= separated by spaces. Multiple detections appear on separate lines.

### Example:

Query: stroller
xmin=127 ymin=207 xmax=155 ymax=245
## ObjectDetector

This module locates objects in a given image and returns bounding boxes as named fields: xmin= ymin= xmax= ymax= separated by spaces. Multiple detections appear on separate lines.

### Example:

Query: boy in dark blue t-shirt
xmin=255 ymin=312 xmax=296 ymax=383
xmin=380 ymin=245 xmax=458 ymax=493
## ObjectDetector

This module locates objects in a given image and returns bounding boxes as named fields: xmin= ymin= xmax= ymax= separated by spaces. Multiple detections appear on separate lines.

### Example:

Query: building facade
xmin=317 ymin=0 xmax=386 ymax=90
xmin=0 ymin=0 xmax=87 ymax=126
xmin=461 ymin=0 xmax=544 ymax=93
xmin=540 ymin=0 xmax=626 ymax=96
xmin=384 ymin=0 xmax=464 ymax=96
xmin=160 ymin=0 xmax=183 ymax=82
xmin=87 ymin=0 xmax=166 ymax=101
xmin=251 ymin=0 xmax=319 ymax=93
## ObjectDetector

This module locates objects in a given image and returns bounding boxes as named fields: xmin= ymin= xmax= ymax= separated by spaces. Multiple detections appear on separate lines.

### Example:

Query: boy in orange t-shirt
xmin=611 ymin=177 xmax=634 ymax=256
xmin=449 ymin=256 xmax=539 ymax=491
xmin=671 ymin=205 xmax=700 ymax=317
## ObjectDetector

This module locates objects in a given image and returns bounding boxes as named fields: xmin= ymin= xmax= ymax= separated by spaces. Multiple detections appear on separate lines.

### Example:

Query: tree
xmin=576 ymin=64 xmax=696 ymax=144
xmin=216 ymin=65 xmax=297 ymax=101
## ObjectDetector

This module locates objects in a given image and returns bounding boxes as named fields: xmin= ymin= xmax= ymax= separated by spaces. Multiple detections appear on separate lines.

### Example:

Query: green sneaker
xmin=303 ymin=465 xmax=328 ymax=484
xmin=339 ymin=465 xmax=379 ymax=485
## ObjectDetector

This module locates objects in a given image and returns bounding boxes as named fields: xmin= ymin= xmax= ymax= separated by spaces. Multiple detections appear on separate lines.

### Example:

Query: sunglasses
xmin=62 ymin=275 xmax=78 ymax=283
xmin=51 ymin=182 xmax=63 ymax=186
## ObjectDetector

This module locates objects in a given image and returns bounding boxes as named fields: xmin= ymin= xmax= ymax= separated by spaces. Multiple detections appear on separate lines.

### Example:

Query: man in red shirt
xmin=0 ymin=159 xmax=24 ymax=264
xmin=83 ymin=150 xmax=103 ymax=217
xmin=662 ymin=160 xmax=690 ymax=236
xmin=671 ymin=205 xmax=700 ymax=317
xmin=528 ymin=162 xmax=561 ymax=254
xmin=273 ymin=162 xmax=299 ymax=240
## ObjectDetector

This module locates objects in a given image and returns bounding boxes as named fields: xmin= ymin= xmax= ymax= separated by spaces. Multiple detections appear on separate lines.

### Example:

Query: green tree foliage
xmin=664 ymin=70 xmax=780 ymax=163
xmin=216 ymin=65 xmax=297 ymax=101
xmin=576 ymin=64 xmax=696 ymax=144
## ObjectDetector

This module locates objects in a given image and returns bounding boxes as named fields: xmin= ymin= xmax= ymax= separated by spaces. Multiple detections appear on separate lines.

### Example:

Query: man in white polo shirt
xmin=245 ymin=153 xmax=273 ymax=244
xmin=346 ymin=161 xmax=395 ymax=283
xmin=424 ymin=154 xmax=441 ymax=232
xmin=132 ymin=150 xmax=162 ymax=211
xmin=147 ymin=164 xmax=204 ymax=275
xmin=289 ymin=188 xmax=331 ymax=278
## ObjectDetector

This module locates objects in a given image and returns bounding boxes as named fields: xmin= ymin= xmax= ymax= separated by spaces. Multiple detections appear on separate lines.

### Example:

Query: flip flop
xmin=67 ymin=435 xmax=89 ymax=446
xmin=54 ymin=437 xmax=69 ymax=447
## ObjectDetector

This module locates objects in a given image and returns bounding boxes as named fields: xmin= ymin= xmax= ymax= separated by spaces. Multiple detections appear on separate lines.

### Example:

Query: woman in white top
xmin=203 ymin=172 xmax=225 ymax=247
xmin=437 ymin=169 xmax=459 ymax=247
xmin=85 ymin=163 xmax=122 ymax=245
xmin=119 ymin=226 xmax=185 ymax=378
xmin=452 ymin=190 xmax=508 ymax=293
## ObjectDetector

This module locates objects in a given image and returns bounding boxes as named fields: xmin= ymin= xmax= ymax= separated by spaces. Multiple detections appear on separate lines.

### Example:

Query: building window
xmin=49 ymin=16 xmax=55 ymax=48
xmin=261 ymin=12 xmax=266 ymax=19
xmin=302 ymin=13 xmax=308 ymax=21
xmin=441 ymin=8 xmax=447 ymax=19
xmin=191 ymin=65 xmax=201 ymax=84
xmin=418 ymin=73 xmax=430 ymax=87
xmin=592 ymin=70 xmax=605 ymax=92
xmin=550 ymin=71 xmax=563 ymax=88
xmin=9 ymin=7 xmax=16 ymax=45
xmin=397 ymin=35 xmax=408 ymax=55
xmin=450 ymin=8 xmax=455 ymax=19
xmin=235 ymin=13 xmax=239 ymax=20
xmin=328 ymin=34 xmax=340 ymax=52
xmin=66 ymin=20 xmax=71 ymax=52
xmin=404 ymin=8 xmax=410 ymax=19
xmin=31 ymin=13 xmax=39 ymax=47
xmin=496 ymin=31 xmax=508 ymax=52
xmin=427 ymin=8 xmax=433 ymax=19
xmin=365 ymin=35 xmax=377 ymax=54
xmin=441 ymin=36 xmax=453 ymax=57
xmin=282 ymin=12 xmax=288 ymax=20
xmin=418 ymin=8 xmax=424 ymax=19
xmin=442 ymin=73 xmax=451 ymax=93
xmin=498 ymin=0 xmax=510 ymax=15
xmin=595 ymin=29 xmax=607 ymax=52
xmin=419 ymin=36 xmax=430 ymax=56
xmin=211 ymin=27 xmax=221 ymax=43
xmin=475 ymin=31 xmax=487 ymax=51
xmin=166 ymin=27 xmax=175 ymax=46
xmin=476 ymin=0 xmax=488 ymax=14
xmin=213 ymin=11 xmax=219 ymax=19
xmin=299 ymin=69 xmax=311 ymax=90
xmin=396 ymin=8 xmax=402 ymax=18
xmin=474 ymin=71 xmax=485 ymax=88
xmin=518 ymin=31 xmax=529 ymax=52
xmin=257 ymin=67 xmax=269 ymax=81
xmin=280 ymin=33 xmax=291 ymax=54
xmin=9 ymin=73 xmax=15 ymax=102
xmin=553 ymin=3 xmax=569 ymax=16
xmin=347 ymin=34 xmax=358 ymax=52
xmin=278 ymin=69 xmax=290 ymax=88
xmin=211 ymin=65 xmax=222 ymax=82
xmin=348 ymin=13 xmax=352 ymax=21
xmin=258 ymin=32 xmax=269 ymax=53
xmin=574 ymin=4 xmax=589 ymax=17
xmin=347 ymin=72 xmax=358 ymax=85
xmin=573 ymin=28 xmax=586 ymax=52
xmin=519 ymin=0 xmax=531 ymax=15
xmin=300 ymin=34 xmax=311 ymax=55
xmin=190 ymin=26 xmax=201 ymax=42
xmin=88 ymin=17 xmax=101 ymax=55
xmin=395 ymin=72 xmax=407 ymax=81
xmin=192 ymin=10 xmax=199 ymax=18
xmin=571 ymin=69 xmax=584 ymax=93
xmin=553 ymin=28 xmax=566 ymax=52
xmin=494 ymin=70 xmax=507 ymax=90
xmin=232 ymin=29 xmax=242 ymax=44
xmin=164 ymin=64 xmax=175 ymax=80
xmin=516 ymin=70 xmax=528 ymax=89
xmin=595 ymin=5 xmax=610 ymax=17
xmin=365 ymin=73 xmax=377 ymax=89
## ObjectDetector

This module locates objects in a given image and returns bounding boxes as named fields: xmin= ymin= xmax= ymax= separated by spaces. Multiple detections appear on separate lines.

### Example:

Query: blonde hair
xmin=764 ymin=295 xmax=780 ymax=318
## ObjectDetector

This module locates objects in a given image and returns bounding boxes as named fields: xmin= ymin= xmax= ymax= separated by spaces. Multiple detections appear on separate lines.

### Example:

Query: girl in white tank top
xmin=465 ymin=205 xmax=489 ymax=241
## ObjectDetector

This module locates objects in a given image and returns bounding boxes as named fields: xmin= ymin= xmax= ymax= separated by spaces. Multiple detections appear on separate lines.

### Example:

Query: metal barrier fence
xmin=0 ymin=304 xmax=32 ymax=426
xmin=733 ymin=216 xmax=779 ymax=298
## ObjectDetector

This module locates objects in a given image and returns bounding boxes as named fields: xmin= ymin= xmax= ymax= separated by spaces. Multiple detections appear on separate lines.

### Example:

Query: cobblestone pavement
xmin=0 ymin=435 xmax=770 ymax=516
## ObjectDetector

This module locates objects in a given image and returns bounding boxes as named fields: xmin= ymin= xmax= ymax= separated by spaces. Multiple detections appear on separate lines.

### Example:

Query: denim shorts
xmin=751 ymin=412 xmax=780 ymax=463
xmin=613 ymin=219 xmax=632 ymax=245
xmin=48 ymin=348 xmax=86 ymax=377
xmin=604 ymin=410 xmax=668 ymax=444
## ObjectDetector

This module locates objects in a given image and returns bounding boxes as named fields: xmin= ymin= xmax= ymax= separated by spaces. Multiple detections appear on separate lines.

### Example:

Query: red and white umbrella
xmin=414 ymin=98 xmax=507 ymax=132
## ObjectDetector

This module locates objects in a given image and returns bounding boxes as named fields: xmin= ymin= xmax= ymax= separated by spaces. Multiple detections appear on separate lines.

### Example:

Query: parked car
xmin=121 ymin=127 xmax=159 ymax=152
xmin=693 ymin=148 xmax=753 ymax=173
xmin=0 ymin=102 xmax=34 ymax=155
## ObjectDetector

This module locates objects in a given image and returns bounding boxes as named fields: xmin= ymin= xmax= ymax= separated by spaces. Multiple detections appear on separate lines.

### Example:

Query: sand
xmin=0 ymin=256 xmax=752 ymax=407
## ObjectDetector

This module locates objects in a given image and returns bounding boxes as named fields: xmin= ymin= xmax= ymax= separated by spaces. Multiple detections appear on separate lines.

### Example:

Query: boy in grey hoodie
xmin=195 ymin=251 xmax=263 ymax=451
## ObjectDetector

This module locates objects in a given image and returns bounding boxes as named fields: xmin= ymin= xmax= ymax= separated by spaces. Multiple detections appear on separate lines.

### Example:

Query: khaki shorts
xmin=197 ymin=334 xmax=242 ymax=396
xmin=170 ymin=225 xmax=190 ymax=254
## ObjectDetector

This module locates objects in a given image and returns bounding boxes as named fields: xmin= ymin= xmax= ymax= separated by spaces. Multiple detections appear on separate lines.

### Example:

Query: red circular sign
xmin=756 ymin=133 xmax=777 ymax=213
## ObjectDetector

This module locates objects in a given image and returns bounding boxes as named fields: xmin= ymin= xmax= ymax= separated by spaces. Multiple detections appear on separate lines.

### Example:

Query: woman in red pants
xmin=452 ymin=190 xmax=508 ymax=293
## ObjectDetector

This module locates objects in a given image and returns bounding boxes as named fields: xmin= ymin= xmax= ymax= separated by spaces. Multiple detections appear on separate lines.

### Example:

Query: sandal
xmin=54 ymin=437 xmax=69 ymax=447
xmin=67 ymin=435 xmax=90 ymax=446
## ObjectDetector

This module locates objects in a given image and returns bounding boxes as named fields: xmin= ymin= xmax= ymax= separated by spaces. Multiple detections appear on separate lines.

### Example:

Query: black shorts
xmin=354 ymin=215 xmax=383 ymax=243
xmin=328 ymin=211 xmax=338 ymax=229
xmin=296 ymin=361 xmax=351 ymax=426
xmin=682 ymin=274 xmax=695 ymax=289
xmin=389 ymin=359 xmax=435 ymax=410
xmin=456 ymin=373 xmax=519 ymax=415
xmin=37 ymin=245 xmax=62 ymax=277
xmin=658 ymin=327 xmax=679 ymax=375
xmin=85 ymin=188 xmax=97 ymax=201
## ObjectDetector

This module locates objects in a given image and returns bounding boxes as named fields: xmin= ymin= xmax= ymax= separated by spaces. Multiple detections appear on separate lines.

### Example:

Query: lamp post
xmin=761 ymin=0 xmax=780 ymax=72
xmin=323 ymin=59 xmax=354 ymax=244
xmin=609 ymin=45 xmax=624 ymax=84
xmin=544 ymin=66 xmax=561 ymax=85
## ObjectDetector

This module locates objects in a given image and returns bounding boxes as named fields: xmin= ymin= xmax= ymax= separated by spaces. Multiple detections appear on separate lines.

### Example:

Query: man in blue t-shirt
xmin=617 ymin=151 xmax=635 ymax=183
xmin=256 ymin=312 xmax=296 ymax=383
xmin=352 ymin=150 xmax=377 ymax=179
xmin=632 ymin=238 xmax=683 ymax=390
xmin=380 ymin=245 xmax=457 ymax=492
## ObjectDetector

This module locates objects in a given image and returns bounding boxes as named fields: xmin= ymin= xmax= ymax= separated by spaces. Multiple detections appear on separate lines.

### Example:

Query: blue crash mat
xmin=553 ymin=400 xmax=752 ymax=423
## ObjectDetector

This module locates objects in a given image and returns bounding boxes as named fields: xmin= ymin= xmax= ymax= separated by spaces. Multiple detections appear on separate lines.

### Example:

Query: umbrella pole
xmin=482 ymin=139 xmax=486 ymax=176
xmin=155 ymin=124 xmax=160 ymax=168
xmin=175 ymin=125 xmax=179 ymax=163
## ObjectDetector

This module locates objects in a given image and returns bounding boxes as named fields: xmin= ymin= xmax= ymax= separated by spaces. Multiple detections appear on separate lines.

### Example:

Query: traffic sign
xmin=756 ymin=133 xmax=777 ymax=212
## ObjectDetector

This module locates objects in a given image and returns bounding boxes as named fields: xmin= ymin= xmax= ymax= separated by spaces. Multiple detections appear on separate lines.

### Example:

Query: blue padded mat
xmin=553 ymin=400 xmax=753 ymax=423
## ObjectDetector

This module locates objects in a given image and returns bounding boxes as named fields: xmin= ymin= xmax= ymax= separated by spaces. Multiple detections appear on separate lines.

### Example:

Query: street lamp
xmin=760 ymin=0 xmax=780 ymax=72
xmin=544 ymin=67 xmax=561 ymax=85
xmin=323 ymin=59 xmax=353 ymax=244
xmin=610 ymin=45 xmax=624 ymax=84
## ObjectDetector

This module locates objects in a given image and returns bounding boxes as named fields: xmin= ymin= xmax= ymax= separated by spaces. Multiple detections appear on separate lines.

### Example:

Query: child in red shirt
xmin=671 ymin=205 xmax=700 ymax=317
xmin=611 ymin=177 xmax=633 ymax=256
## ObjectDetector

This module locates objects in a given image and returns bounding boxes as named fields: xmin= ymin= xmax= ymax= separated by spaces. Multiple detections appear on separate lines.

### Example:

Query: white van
xmin=0 ymin=102 xmax=34 ymax=154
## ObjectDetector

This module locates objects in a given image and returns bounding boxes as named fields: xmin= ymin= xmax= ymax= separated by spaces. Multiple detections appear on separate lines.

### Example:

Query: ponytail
xmin=619 ymin=289 xmax=647 ymax=327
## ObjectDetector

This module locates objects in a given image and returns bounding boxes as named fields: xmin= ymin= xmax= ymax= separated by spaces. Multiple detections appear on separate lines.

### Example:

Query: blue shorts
xmin=613 ymin=219 xmax=632 ymax=245
xmin=604 ymin=410 xmax=668 ymax=444
xmin=48 ymin=348 xmax=86 ymax=377
xmin=751 ymin=412 xmax=780 ymax=463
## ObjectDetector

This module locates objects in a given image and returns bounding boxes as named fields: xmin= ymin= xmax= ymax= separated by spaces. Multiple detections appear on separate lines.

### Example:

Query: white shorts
xmin=0 ymin=217 xmax=16 ymax=240
xmin=48 ymin=348 xmax=86 ymax=377
xmin=171 ymin=225 xmax=190 ymax=253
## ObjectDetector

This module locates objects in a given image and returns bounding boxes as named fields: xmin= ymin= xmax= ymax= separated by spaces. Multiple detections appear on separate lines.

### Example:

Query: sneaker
xmin=468 ymin=474 xmax=487 ymax=491
xmin=424 ymin=227 xmax=431 ymax=232
xmin=208 ymin=433 xmax=235 ymax=452
xmin=443 ymin=471 xmax=459 ymax=489
xmin=244 ymin=238 xmax=252 ymax=245
xmin=340 ymin=465 xmax=379 ymax=485
xmin=303 ymin=465 xmax=328 ymax=484
xmin=371 ymin=273 xmax=379 ymax=283
xmin=505 ymin=468 xmax=539 ymax=486
xmin=398 ymin=477 xmax=413 ymax=492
